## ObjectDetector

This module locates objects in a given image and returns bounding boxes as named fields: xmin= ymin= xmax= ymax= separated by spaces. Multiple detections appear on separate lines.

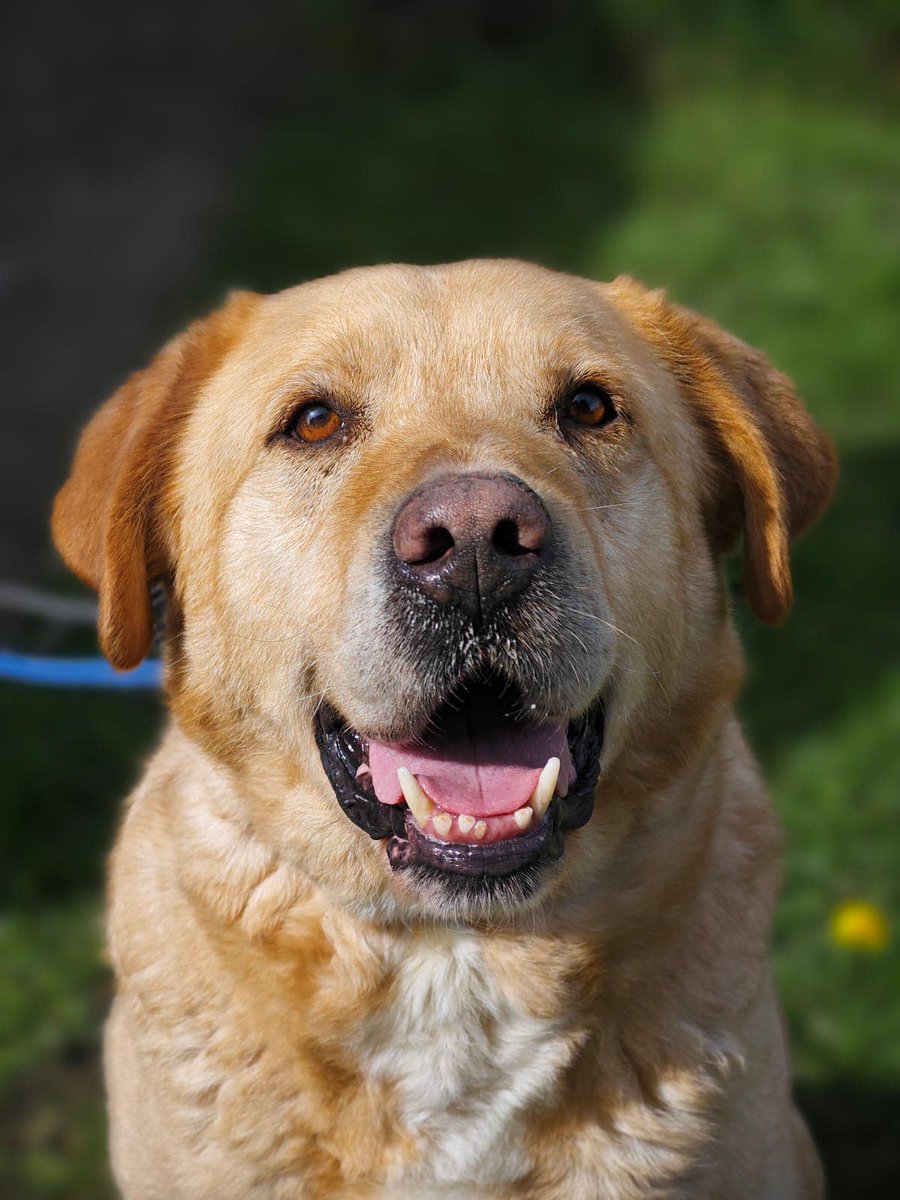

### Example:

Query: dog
xmin=52 ymin=260 xmax=836 ymax=1199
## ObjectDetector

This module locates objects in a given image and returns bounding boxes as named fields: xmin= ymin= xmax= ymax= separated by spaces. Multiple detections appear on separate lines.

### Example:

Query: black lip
xmin=388 ymin=803 xmax=562 ymax=877
xmin=314 ymin=691 xmax=604 ymax=882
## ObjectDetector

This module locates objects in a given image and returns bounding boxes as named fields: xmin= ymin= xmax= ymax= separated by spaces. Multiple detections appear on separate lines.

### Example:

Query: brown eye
xmin=290 ymin=402 xmax=342 ymax=444
xmin=563 ymin=385 xmax=617 ymax=429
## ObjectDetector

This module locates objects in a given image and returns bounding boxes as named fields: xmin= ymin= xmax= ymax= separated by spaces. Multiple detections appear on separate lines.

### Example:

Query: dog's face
xmin=53 ymin=261 xmax=836 ymax=921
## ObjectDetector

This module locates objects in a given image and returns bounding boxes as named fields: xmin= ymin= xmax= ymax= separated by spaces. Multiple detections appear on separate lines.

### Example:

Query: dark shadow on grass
xmin=200 ymin=2 xmax=647 ymax=299
xmin=0 ymin=685 xmax=163 ymax=906
xmin=739 ymin=441 xmax=900 ymax=765
xmin=799 ymin=1082 xmax=900 ymax=1198
xmin=0 ymin=1043 xmax=115 ymax=1200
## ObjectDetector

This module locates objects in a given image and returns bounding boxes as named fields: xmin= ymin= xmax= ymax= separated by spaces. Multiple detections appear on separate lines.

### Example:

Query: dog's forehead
xmin=254 ymin=261 xmax=640 ymax=403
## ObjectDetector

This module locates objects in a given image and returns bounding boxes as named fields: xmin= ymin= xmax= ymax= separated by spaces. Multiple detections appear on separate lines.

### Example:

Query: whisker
xmin=222 ymin=628 xmax=312 ymax=645
xmin=566 ymin=607 xmax=641 ymax=648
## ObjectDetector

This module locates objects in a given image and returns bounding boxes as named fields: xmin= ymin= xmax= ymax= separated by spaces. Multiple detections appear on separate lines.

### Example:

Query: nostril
xmin=492 ymin=519 xmax=533 ymax=558
xmin=408 ymin=525 xmax=454 ymax=566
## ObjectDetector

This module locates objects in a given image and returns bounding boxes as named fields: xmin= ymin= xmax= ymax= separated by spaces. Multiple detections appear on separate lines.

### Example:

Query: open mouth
xmin=315 ymin=675 xmax=604 ymax=888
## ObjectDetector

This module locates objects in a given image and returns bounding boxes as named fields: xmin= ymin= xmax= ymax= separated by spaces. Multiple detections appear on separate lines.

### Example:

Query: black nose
xmin=392 ymin=474 xmax=552 ymax=621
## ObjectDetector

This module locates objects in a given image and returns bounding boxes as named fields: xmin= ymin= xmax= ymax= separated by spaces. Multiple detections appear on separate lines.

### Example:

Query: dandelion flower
xmin=830 ymin=900 xmax=889 ymax=952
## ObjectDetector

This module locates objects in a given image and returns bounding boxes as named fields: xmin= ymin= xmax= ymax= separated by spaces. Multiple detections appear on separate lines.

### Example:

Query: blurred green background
xmin=1 ymin=1 xmax=898 ymax=1196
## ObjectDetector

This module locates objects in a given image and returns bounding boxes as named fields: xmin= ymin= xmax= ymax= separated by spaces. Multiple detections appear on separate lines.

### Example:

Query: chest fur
xmin=355 ymin=934 xmax=574 ymax=1193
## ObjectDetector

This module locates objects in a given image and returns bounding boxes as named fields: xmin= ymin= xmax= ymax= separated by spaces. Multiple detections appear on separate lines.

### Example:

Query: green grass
xmin=3 ymin=6 xmax=899 ymax=1196
xmin=0 ymin=906 xmax=114 ymax=1200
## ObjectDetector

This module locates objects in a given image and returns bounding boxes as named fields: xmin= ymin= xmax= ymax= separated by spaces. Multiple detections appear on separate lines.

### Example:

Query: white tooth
xmin=397 ymin=767 xmax=434 ymax=827
xmin=473 ymin=820 xmax=488 ymax=840
xmin=457 ymin=814 xmax=476 ymax=834
xmin=530 ymin=756 xmax=560 ymax=818
xmin=513 ymin=806 xmax=533 ymax=831
xmin=433 ymin=812 xmax=452 ymax=837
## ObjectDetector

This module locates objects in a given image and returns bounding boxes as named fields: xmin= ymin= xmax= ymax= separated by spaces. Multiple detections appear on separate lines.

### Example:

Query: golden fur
xmin=53 ymin=260 xmax=836 ymax=1198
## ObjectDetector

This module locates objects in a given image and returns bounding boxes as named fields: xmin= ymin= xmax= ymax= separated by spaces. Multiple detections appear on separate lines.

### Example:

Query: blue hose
xmin=0 ymin=650 xmax=163 ymax=689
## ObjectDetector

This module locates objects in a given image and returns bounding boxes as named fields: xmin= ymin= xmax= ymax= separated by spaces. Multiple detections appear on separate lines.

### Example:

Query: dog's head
xmin=53 ymin=262 xmax=836 ymax=921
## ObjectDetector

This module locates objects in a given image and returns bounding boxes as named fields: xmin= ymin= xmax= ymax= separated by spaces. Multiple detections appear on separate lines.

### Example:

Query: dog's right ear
xmin=52 ymin=291 xmax=259 ymax=670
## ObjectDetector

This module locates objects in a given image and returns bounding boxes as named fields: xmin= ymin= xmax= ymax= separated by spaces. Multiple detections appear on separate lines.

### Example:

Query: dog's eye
xmin=562 ymin=385 xmax=617 ymax=429
xmin=290 ymin=402 xmax=343 ymax=444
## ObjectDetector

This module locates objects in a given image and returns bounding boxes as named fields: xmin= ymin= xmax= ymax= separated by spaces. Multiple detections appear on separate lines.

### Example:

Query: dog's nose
xmin=392 ymin=474 xmax=551 ymax=620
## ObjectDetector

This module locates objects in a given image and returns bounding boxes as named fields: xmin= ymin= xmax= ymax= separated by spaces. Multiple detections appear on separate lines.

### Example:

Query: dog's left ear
xmin=610 ymin=278 xmax=838 ymax=625
xmin=52 ymin=291 xmax=259 ymax=669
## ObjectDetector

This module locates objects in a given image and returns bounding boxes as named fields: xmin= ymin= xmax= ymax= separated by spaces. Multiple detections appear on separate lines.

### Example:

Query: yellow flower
xmin=830 ymin=900 xmax=889 ymax=952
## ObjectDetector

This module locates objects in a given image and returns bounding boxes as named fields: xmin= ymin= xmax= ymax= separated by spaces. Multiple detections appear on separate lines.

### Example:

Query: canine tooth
xmin=473 ymin=821 xmax=487 ymax=840
xmin=433 ymin=812 xmax=452 ymax=837
xmin=513 ymin=806 xmax=533 ymax=831
xmin=397 ymin=768 xmax=434 ymax=826
xmin=457 ymin=814 xmax=476 ymax=834
xmin=530 ymin=757 xmax=560 ymax=818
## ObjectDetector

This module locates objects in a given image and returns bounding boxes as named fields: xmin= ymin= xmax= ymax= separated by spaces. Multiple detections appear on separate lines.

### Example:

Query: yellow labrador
xmin=53 ymin=261 xmax=836 ymax=1199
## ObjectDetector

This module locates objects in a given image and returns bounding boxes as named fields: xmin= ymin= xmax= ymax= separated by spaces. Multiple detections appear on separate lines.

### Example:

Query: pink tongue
xmin=368 ymin=714 xmax=574 ymax=818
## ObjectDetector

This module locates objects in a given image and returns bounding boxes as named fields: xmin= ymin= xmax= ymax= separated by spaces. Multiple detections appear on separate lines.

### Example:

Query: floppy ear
xmin=610 ymin=278 xmax=838 ymax=625
xmin=52 ymin=291 xmax=259 ymax=669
